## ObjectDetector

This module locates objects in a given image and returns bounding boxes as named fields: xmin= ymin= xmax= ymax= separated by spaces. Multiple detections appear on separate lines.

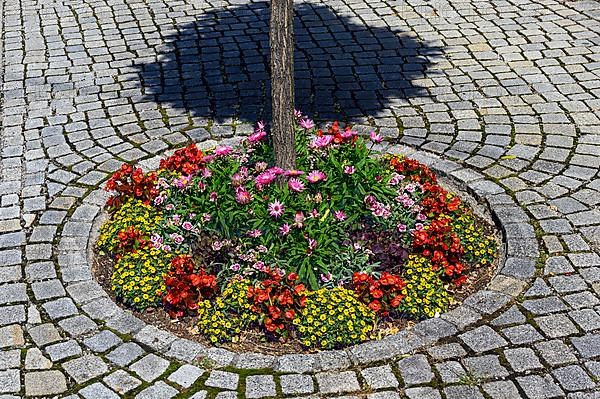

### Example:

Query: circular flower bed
xmin=96 ymin=114 xmax=498 ymax=350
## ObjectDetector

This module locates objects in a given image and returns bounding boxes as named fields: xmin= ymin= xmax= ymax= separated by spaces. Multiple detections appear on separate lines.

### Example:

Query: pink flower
xmin=268 ymin=200 xmax=285 ymax=219
xmin=212 ymin=241 xmax=223 ymax=251
xmin=417 ymin=213 xmax=427 ymax=221
xmin=235 ymin=187 xmax=252 ymax=204
xmin=294 ymin=211 xmax=305 ymax=228
xmin=307 ymin=238 xmax=317 ymax=254
xmin=170 ymin=233 xmax=184 ymax=245
xmin=341 ymin=129 xmax=356 ymax=139
xmin=209 ymin=191 xmax=218 ymax=202
xmin=300 ymin=118 xmax=315 ymax=129
xmin=267 ymin=166 xmax=285 ymax=175
xmin=344 ymin=165 xmax=355 ymax=175
xmin=182 ymin=222 xmax=193 ymax=231
xmin=334 ymin=210 xmax=347 ymax=221
xmin=171 ymin=215 xmax=181 ymax=226
xmin=231 ymin=173 xmax=244 ymax=186
xmin=306 ymin=170 xmax=326 ymax=183
xmin=150 ymin=234 xmax=163 ymax=245
xmin=153 ymin=195 xmax=164 ymax=206
xmin=256 ymin=171 xmax=277 ymax=186
xmin=202 ymin=213 xmax=211 ymax=222
xmin=288 ymin=178 xmax=305 ymax=192
xmin=257 ymin=121 xmax=266 ymax=130
xmin=397 ymin=223 xmax=407 ymax=232
xmin=284 ymin=169 xmax=304 ymax=177
xmin=415 ymin=223 xmax=424 ymax=231
xmin=280 ymin=223 xmax=291 ymax=236
xmin=214 ymin=145 xmax=232 ymax=156
xmin=320 ymin=272 xmax=333 ymax=283
xmin=230 ymin=263 xmax=241 ymax=272
xmin=202 ymin=168 xmax=212 ymax=178
xmin=253 ymin=261 xmax=266 ymax=271
xmin=309 ymin=208 xmax=320 ymax=218
xmin=294 ymin=109 xmax=303 ymax=118
xmin=369 ymin=131 xmax=383 ymax=143
xmin=165 ymin=204 xmax=175 ymax=211
xmin=248 ymin=229 xmax=262 ymax=238
xmin=310 ymin=135 xmax=334 ymax=148
xmin=248 ymin=129 xmax=267 ymax=144
xmin=197 ymin=181 xmax=206 ymax=192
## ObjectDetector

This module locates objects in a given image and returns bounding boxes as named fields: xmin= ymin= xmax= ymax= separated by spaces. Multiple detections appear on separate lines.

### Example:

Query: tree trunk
xmin=270 ymin=0 xmax=296 ymax=170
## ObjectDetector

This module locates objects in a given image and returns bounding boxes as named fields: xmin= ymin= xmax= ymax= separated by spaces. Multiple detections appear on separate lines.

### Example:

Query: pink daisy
xmin=288 ymin=178 xmax=305 ymax=192
xmin=268 ymin=200 xmax=285 ymax=219
xmin=306 ymin=170 xmax=326 ymax=183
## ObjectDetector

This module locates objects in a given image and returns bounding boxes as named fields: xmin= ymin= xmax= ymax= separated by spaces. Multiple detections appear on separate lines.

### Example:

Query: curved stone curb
xmin=58 ymin=146 xmax=538 ymax=373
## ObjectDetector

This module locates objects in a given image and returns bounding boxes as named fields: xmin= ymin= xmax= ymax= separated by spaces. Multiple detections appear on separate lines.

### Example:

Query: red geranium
xmin=160 ymin=144 xmax=206 ymax=175
xmin=105 ymin=163 xmax=158 ymax=211
xmin=352 ymin=271 xmax=406 ymax=317
xmin=163 ymin=255 xmax=217 ymax=319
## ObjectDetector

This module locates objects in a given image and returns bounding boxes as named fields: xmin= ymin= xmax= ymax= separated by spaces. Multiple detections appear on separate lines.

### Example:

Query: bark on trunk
xmin=270 ymin=0 xmax=296 ymax=170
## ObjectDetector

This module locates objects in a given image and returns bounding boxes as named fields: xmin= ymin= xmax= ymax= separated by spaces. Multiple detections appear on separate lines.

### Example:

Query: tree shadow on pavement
xmin=135 ymin=1 xmax=441 ymax=124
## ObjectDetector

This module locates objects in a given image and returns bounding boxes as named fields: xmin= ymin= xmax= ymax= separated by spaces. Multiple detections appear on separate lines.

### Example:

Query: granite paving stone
xmin=1 ymin=0 xmax=600 ymax=397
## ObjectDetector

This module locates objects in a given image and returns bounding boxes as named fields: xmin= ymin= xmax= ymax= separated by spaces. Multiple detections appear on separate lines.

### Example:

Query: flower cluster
xmin=352 ymin=272 xmax=406 ymax=316
xmin=246 ymin=269 xmax=306 ymax=336
xmin=294 ymin=287 xmax=375 ymax=349
xmin=452 ymin=211 xmax=497 ymax=267
xmin=105 ymin=164 xmax=158 ymax=211
xmin=100 ymin=115 xmax=498 ymax=350
xmin=111 ymin=247 xmax=175 ymax=310
xmin=399 ymin=255 xmax=450 ymax=318
xmin=163 ymin=255 xmax=217 ymax=318
xmin=197 ymin=278 xmax=257 ymax=343
xmin=160 ymin=144 xmax=206 ymax=175
xmin=97 ymin=199 xmax=162 ymax=255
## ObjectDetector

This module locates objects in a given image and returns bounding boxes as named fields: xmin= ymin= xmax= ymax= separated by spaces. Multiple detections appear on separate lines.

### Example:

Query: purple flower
xmin=256 ymin=171 xmax=277 ymax=186
xmin=248 ymin=129 xmax=267 ymax=145
xmin=334 ymin=210 xmax=347 ymax=221
xmin=288 ymin=178 xmax=305 ymax=192
xmin=320 ymin=272 xmax=333 ymax=283
xmin=310 ymin=135 xmax=334 ymax=148
xmin=268 ymin=200 xmax=285 ymax=219
xmin=415 ymin=223 xmax=424 ymax=231
xmin=170 ymin=233 xmax=184 ymax=245
xmin=214 ymin=145 xmax=233 ymax=156
xmin=397 ymin=223 xmax=407 ymax=232
xmin=202 ymin=213 xmax=211 ymax=222
xmin=369 ymin=130 xmax=383 ymax=143
xmin=235 ymin=187 xmax=252 ymax=204
xmin=280 ymin=223 xmax=291 ymax=236
xmin=153 ymin=195 xmax=164 ymax=206
xmin=150 ymin=233 xmax=163 ymax=245
xmin=344 ymin=165 xmax=355 ymax=175
xmin=209 ymin=191 xmax=218 ymax=202
xmin=202 ymin=168 xmax=212 ymax=178
xmin=299 ymin=118 xmax=315 ymax=129
xmin=230 ymin=263 xmax=241 ymax=272
xmin=182 ymin=221 xmax=193 ymax=231
xmin=294 ymin=109 xmax=303 ymax=118
xmin=248 ymin=229 xmax=262 ymax=238
xmin=197 ymin=181 xmax=206 ymax=192
xmin=309 ymin=208 xmax=320 ymax=218
xmin=417 ymin=213 xmax=427 ymax=221
xmin=306 ymin=170 xmax=326 ymax=183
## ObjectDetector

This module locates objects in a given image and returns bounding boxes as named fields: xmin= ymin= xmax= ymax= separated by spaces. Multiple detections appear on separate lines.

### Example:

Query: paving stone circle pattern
xmin=0 ymin=0 xmax=599 ymax=397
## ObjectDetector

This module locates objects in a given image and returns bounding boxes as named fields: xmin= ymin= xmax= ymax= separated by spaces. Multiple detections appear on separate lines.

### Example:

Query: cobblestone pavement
xmin=1 ymin=0 xmax=599 ymax=397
